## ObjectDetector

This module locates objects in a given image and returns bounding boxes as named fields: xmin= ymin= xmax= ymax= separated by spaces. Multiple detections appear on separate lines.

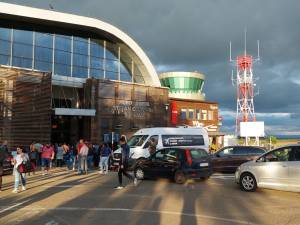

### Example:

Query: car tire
xmin=174 ymin=171 xmax=187 ymax=184
xmin=240 ymin=172 xmax=257 ymax=192
xmin=134 ymin=167 xmax=145 ymax=180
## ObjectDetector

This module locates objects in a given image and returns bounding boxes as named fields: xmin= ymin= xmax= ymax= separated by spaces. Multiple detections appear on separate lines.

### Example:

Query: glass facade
xmin=160 ymin=77 xmax=204 ymax=94
xmin=0 ymin=27 xmax=143 ymax=83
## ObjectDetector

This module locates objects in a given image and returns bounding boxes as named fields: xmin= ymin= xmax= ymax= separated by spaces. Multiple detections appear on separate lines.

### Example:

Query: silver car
xmin=235 ymin=144 xmax=300 ymax=192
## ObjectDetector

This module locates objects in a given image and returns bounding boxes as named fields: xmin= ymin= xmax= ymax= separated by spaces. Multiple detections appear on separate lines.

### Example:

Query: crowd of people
xmin=0 ymin=136 xmax=137 ymax=193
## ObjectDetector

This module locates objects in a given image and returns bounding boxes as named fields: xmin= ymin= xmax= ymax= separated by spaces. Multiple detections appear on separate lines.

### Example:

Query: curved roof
xmin=0 ymin=2 xmax=161 ymax=87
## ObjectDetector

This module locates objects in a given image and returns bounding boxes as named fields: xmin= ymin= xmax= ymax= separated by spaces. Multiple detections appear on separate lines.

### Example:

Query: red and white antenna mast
xmin=230 ymin=30 xmax=260 ymax=135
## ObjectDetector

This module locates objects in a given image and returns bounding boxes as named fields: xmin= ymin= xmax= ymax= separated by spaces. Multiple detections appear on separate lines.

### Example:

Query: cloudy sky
xmin=3 ymin=0 xmax=300 ymax=135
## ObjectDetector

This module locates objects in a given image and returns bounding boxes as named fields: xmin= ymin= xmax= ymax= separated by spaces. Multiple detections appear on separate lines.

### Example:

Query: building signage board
xmin=110 ymin=101 xmax=152 ymax=118
xmin=240 ymin=122 xmax=265 ymax=137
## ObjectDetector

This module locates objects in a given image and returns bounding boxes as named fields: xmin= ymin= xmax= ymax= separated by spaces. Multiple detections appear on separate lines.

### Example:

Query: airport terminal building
xmin=0 ymin=3 xmax=169 ymax=148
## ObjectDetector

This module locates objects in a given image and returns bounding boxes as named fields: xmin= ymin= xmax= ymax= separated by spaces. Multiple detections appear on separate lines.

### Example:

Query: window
xmin=219 ymin=147 xmax=234 ymax=157
xmin=196 ymin=109 xmax=201 ymax=120
xmin=246 ymin=147 xmax=265 ymax=155
xmin=143 ymin=135 xmax=159 ymax=149
xmin=154 ymin=149 xmax=166 ymax=160
xmin=0 ymin=27 xmax=11 ymax=65
xmin=294 ymin=148 xmax=300 ymax=161
xmin=54 ymin=35 xmax=71 ymax=76
xmin=189 ymin=109 xmax=194 ymax=119
xmin=34 ymin=32 xmax=53 ymax=71
xmin=12 ymin=29 xmax=33 ymax=68
xmin=165 ymin=149 xmax=178 ymax=161
xmin=181 ymin=109 xmax=187 ymax=120
xmin=208 ymin=111 xmax=214 ymax=120
xmin=90 ymin=39 xmax=104 ymax=78
xmin=264 ymin=147 xmax=293 ymax=162
xmin=190 ymin=149 xmax=208 ymax=159
xmin=233 ymin=147 xmax=252 ymax=155
xmin=127 ymin=135 xmax=149 ymax=147
xmin=202 ymin=110 xmax=207 ymax=120
xmin=162 ymin=135 xmax=204 ymax=147
xmin=72 ymin=37 xmax=88 ymax=78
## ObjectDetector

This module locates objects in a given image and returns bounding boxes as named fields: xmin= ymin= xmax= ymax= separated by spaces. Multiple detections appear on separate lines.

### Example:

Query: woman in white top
xmin=12 ymin=147 xmax=29 ymax=193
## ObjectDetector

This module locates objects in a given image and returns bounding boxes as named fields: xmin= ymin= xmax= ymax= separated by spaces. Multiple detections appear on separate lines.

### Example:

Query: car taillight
xmin=185 ymin=149 xmax=192 ymax=166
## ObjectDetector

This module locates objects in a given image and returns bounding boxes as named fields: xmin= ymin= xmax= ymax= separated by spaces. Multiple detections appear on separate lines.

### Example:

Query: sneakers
xmin=99 ymin=170 xmax=103 ymax=174
xmin=22 ymin=186 xmax=26 ymax=191
xmin=12 ymin=189 xmax=18 ymax=193
xmin=134 ymin=178 xmax=138 ymax=186
xmin=114 ymin=186 xmax=124 ymax=190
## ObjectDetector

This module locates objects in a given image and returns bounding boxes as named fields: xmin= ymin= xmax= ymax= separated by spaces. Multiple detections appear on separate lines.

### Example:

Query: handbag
xmin=17 ymin=160 xmax=31 ymax=173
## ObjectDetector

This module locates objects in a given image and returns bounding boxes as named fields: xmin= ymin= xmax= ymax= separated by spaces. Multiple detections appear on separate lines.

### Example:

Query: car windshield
xmin=127 ymin=135 xmax=149 ymax=147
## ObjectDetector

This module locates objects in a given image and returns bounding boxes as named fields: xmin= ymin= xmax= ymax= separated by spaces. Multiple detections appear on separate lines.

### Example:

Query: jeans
xmin=14 ymin=168 xmax=26 ymax=190
xmin=99 ymin=156 xmax=109 ymax=172
xmin=77 ymin=154 xmax=82 ymax=172
xmin=87 ymin=155 xmax=93 ymax=169
xmin=80 ymin=155 xmax=88 ymax=174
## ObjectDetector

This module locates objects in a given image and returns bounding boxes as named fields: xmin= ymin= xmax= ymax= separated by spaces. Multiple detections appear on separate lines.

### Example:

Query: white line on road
xmin=0 ymin=199 xmax=30 ymax=214
xmin=0 ymin=206 xmax=259 ymax=225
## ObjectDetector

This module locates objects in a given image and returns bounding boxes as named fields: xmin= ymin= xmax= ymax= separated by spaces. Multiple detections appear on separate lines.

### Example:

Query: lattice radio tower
xmin=230 ymin=30 xmax=260 ymax=135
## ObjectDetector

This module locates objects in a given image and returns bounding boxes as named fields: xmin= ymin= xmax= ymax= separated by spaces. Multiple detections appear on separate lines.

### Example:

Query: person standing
xmin=0 ymin=141 xmax=8 ymax=192
xmin=99 ymin=143 xmax=112 ymax=174
xmin=78 ymin=141 xmax=88 ymax=174
xmin=56 ymin=144 xmax=64 ymax=167
xmin=115 ymin=136 xmax=137 ymax=189
xmin=12 ymin=147 xmax=29 ymax=193
xmin=77 ymin=139 xmax=84 ymax=173
xmin=41 ymin=143 xmax=54 ymax=175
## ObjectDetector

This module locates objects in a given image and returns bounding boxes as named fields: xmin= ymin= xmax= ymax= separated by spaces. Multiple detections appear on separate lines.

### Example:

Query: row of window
xmin=0 ymin=27 xmax=143 ymax=83
xmin=180 ymin=109 xmax=214 ymax=121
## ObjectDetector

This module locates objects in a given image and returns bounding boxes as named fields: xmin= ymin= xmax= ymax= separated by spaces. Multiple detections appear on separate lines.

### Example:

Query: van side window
xmin=143 ymin=135 xmax=159 ymax=149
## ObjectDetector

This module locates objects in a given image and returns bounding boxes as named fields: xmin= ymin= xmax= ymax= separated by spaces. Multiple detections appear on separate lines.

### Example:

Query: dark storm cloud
xmin=3 ymin=0 xmax=300 ymax=133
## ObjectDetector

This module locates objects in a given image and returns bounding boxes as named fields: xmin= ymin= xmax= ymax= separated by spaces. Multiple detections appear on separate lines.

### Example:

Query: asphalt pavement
xmin=0 ymin=168 xmax=299 ymax=225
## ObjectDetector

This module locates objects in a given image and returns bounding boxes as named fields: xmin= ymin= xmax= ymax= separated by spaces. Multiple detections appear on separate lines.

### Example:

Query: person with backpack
xmin=115 ymin=136 xmax=137 ymax=189
xmin=78 ymin=141 xmax=89 ymax=175
xmin=12 ymin=147 xmax=29 ymax=193
xmin=99 ymin=143 xmax=112 ymax=174
xmin=0 ymin=141 xmax=8 ymax=192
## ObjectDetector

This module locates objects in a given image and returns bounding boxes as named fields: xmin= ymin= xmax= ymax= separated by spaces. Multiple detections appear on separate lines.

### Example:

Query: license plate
xmin=200 ymin=163 xmax=209 ymax=167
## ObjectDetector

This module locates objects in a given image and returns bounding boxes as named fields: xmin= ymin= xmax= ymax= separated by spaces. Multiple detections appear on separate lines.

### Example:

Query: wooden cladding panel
xmin=0 ymin=68 xmax=52 ymax=149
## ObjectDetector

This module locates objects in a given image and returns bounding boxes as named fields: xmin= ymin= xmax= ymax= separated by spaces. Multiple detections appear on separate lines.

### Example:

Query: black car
xmin=211 ymin=145 xmax=266 ymax=173
xmin=134 ymin=147 xmax=212 ymax=184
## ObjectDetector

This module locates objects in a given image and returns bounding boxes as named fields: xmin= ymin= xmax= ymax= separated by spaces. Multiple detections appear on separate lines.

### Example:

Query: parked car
xmin=3 ymin=152 xmax=13 ymax=175
xmin=235 ymin=144 xmax=300 ymax=192
xmin=211 ymin=146 xmax=266 ymax=173
xmin=113 ymin=127 xmax=210 ymax=169
xmin=134 ymin=147 xmax=213 ymax=184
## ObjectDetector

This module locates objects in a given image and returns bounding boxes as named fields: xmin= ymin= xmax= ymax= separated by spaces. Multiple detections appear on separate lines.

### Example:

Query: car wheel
xmin=174 ymin=171 xmax=187 ymax=184
xmin=134 ymin=167 xmax=145 ymax=180
xmin=240 ymin=173 xmax=257 ymax=192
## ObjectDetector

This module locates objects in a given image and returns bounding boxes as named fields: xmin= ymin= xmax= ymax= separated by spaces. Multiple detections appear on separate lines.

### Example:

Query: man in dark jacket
xmin=115 ymin=136 xmax=137 ymax=189
xmin=0 ymin=141 xmax=8 ymax=192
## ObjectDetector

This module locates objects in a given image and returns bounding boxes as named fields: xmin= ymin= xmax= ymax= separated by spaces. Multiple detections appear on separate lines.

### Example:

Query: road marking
xmin=45 ymin=220 xmax=59 ymax=225
xmin=1 ymin=206 xmax=259 ymax=225
xmin=0 ymin=200 xmax=30 ymax=214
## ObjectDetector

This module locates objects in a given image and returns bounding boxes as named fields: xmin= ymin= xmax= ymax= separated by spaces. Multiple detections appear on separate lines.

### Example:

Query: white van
xmin=113 ymin=127 xmax=209 ymax=162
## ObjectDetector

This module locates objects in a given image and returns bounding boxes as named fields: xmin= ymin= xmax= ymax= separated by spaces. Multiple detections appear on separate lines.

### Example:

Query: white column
xmin=103 ymin=40 xmax=106 ymax=79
